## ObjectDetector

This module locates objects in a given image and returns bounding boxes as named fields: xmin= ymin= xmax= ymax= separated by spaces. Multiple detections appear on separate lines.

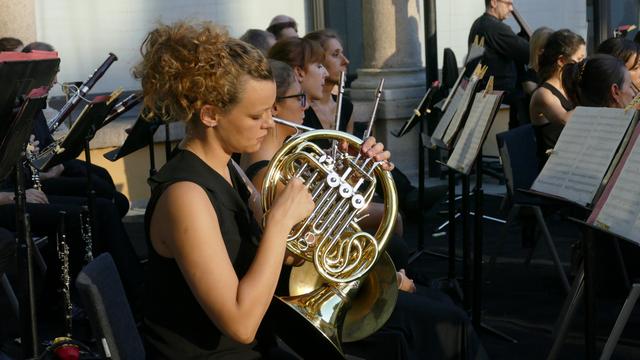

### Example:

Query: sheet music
xmin=430 ymin=82 xmax=465 ymax=147
xmin=447 ymin=93 xmax=500 ymax=174
xmin=442 ymin=77 xmax=480 ymax=147
xmin=589 ymin=127 xmax=640 ymax=245
xmin=531 ymin=107 xmax=635 ymax=206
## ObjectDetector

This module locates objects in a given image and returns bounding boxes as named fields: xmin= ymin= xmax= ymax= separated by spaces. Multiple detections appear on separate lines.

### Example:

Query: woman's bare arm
xmin=150 ymin=180 xmax=311 ymax=343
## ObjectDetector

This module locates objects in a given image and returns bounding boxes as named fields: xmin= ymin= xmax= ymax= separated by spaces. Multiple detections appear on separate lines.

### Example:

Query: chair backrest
xmin=75 ymin=253 xmax=144 ymax=360
xmin=496 ymin=124 xmax=539 ymax=197
xmin=442 ymin=48 xmax=459 ymax=91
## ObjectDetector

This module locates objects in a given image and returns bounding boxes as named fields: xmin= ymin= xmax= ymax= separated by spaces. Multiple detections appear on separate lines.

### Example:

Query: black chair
xmin=75 ymin=253 xmax=144 ymax=360
xmin=490 ymin=125 xmax=570 ymax=293
xmin=442 ymin=48 xmax=459 ymax=92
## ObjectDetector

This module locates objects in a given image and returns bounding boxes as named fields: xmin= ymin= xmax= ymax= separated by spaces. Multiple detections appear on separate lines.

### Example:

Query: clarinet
xmin=47 ymin=53 xmax=118 ymax=133
xmin=56 ymin=212 xmax=72 ymax=337
xmin=50 ymin=212 xmax=82 ymax=359
xmin=25 ymin=140 xmax=43 ymax=191
xmin=80 ymin=206 xmax=93 ymax=263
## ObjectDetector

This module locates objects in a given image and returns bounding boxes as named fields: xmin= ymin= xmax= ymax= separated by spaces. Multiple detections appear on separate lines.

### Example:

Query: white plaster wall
xmin=436 ymin=0 xmax=588 ymax=68
xmin=35 ymin=0 xmax=307 ymax=96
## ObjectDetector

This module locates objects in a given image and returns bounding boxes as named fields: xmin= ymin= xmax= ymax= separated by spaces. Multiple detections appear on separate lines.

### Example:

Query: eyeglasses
xmin=277 ymin=92 xmax=307 ymax=107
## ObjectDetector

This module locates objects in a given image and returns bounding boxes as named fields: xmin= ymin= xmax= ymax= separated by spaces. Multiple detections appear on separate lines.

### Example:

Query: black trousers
xmin=40 ymin=159 xmax=130 ymax=217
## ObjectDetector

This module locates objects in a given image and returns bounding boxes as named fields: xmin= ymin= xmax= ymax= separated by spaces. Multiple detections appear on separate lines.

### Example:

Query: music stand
xmin=0 ymin=50 xmax=59 ymax=359
xmin=392 ymin=82 xmax=441 ymax=257
xmin=103 ymin=113 xmax=163 ymax=178
xmin=444 ymin=82 xmax=516 ymax=343
xmin=33 ymin=96 xmax=114 ymax=242
xmin=417 ymin=70 xmax=482 ymax=297
xmin=547 ymin=121 xmax=640 ymax=359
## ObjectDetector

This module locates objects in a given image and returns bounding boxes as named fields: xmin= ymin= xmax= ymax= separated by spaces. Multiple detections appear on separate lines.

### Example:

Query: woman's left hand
xmin=339 ymin=136 xmax=394 ymax=171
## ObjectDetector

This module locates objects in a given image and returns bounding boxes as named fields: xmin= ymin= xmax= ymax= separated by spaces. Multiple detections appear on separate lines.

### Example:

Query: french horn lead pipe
xmin=272 ymin=117 xmax=314 ymax=132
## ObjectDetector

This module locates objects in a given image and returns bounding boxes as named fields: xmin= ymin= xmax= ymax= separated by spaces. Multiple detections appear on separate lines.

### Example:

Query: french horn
xmin=263 ymin=77 xmax=398 ymax=359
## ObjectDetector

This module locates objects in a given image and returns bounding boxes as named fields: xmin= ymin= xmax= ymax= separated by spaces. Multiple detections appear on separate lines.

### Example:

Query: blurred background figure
xmin=240 ymin=29 xmax=276 ymax=55
xmin=267 ymin=14 xmax=298 ymax=40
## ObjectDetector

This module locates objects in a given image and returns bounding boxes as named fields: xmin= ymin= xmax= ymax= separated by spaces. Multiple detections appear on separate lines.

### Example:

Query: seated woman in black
xmin=529 ymin=29 xmax=585 ymax=167
xmin=138 ymin=21 xmax=392 ymax=359
xmin=597 ymin=37 xmax=640 ymax=94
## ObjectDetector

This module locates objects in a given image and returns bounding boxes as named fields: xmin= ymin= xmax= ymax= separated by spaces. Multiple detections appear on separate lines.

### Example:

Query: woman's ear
xmin=294 ymin=66 xmax=306 ymax=82
xmin=199 ymin=105 xmax=218 ymax=128
xmin=610 ymin=83 xmax=624 ymax=107
xmin=271 ymin=102 xmax=280 ymax=116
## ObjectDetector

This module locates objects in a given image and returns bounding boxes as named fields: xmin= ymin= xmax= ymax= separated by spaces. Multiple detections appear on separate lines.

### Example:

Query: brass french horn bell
xmin=263 ymin=129 xmax=398 ymax=359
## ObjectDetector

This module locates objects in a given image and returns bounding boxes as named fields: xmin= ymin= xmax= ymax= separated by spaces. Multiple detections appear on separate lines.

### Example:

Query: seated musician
xmin=21 ymin=41 xmax=130 ymax=217
xmin=239 ymin=29 xmax=276 ymax=56
xmin=242 ymin=58 xmax=489 ymax=360
xmin=268 ymin=34 xmax=413 ymax=236
xmin=597 ymin=37 xmax=640 ymax=94
xmin=520 ymin=27 xmax=553 ymax=125
xmin=562 ymin=54 xmax=635 ymax=109
xmin=0 ymin=186 xmax=143 ymax=328
xmin=529 ymin=29 xmax=585 ymax=167
xmin=137 ymin=21 xmax=392 ymax=359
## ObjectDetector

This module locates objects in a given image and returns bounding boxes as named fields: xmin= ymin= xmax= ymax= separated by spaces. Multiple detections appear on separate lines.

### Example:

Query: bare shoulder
xmin=531 ymin=86 xmax=561 ymax=108
xmin=150 ymin=181 xmax=219 ymax=257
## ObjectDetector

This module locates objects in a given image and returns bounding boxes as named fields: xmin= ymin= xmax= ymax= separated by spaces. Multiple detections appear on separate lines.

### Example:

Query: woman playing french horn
xmin=137 ymin=21 xmax=392 ymax=359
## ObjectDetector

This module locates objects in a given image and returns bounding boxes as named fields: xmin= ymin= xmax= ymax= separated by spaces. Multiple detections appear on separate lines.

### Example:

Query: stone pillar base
xmin=348 ymin=67 xmax=426 ymax=181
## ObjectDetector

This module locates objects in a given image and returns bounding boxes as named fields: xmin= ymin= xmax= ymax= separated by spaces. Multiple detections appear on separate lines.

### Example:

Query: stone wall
xmin=0 ymin=0 xmax=36 ymax=44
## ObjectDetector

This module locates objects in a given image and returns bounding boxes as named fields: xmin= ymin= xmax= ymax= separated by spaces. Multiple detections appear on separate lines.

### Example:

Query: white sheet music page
xmin=431 ymin=81 xmax=465 ymax=147
xmin=589 ymin=126 xmax=640 ymax=245
xmin=442 ymin=77 xmax=479 ymax=146
xmin=446 ymin=92 xmax=499 ymax=174
xmin=531 ymin=107 xmax=635 ymax=206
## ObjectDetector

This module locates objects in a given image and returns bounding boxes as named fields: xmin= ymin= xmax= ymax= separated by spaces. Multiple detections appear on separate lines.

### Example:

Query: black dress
xmin=303 ymin=96 xmax=353 ymax=149
xmin=143 ymin=150 xmax=263 ymax=359
xmin=532 ymin=82 xmax=575 ymax=167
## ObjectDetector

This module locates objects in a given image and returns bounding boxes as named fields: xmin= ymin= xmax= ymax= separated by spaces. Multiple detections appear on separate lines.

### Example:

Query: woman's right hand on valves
xmin=269 ymin=177 xmax=314 ymax=230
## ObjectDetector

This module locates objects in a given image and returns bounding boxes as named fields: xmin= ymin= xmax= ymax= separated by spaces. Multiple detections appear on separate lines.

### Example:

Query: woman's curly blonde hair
xmin=133 ymin=21 xmax=273 ymax=123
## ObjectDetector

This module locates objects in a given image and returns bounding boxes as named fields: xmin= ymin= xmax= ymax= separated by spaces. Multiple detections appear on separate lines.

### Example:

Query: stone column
xmin=0 ymin=0 xmax=37 ymax=45
xmin=349 ymin=0 xmax=426 ymax=180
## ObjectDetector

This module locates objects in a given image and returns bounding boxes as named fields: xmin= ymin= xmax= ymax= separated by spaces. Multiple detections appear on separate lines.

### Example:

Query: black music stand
xmin=392 ymin=82 xmax=441 ymax=256
xmin=0 ymin=52 xmax=60 ymax=359
xmin=104 ymin=113 xmax=163 ymax=179
xmin=444 ymin=87 xmax=517 ymax=343
xmin=34 ymin=96 xmax=114 ymax=240
xmin=417 ymin=77 xmax=481 ymax=297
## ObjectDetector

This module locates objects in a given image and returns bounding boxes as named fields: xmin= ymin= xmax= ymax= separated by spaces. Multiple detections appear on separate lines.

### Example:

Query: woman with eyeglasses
xmin=529 ymin=29 xmax=585 ymax=167
xmin=242 ymin=58 xmax=488 ymax=360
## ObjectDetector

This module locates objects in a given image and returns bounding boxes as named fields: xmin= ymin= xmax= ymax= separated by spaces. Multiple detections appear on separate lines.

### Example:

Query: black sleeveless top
xmin=303 ymin=96 xmax=353 ymax=148
xmin=533 ymin=82 xmax=576 ymax=167
xmin=143 ymin=150 xmax=263 ymax=359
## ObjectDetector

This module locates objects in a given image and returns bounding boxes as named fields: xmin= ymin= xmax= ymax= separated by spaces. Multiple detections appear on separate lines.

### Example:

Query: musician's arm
xmin=490 ymin=24 xmax=530 ymax=64
xmin=530 ymin=89 xmax=573 ymax=125
xmin=151 ymin=182 xmax=298 ymax=344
